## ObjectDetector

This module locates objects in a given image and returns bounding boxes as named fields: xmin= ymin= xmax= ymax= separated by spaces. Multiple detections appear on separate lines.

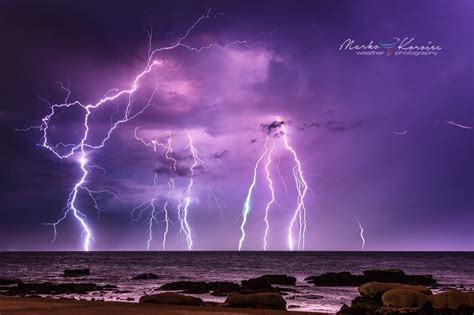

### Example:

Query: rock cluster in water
xmin=338 ymin=282 xmax=474 ymax=315
xmin=132 ymin=273 xmax=159 ymax=280
xmin=64 ymin=268 xmax=90 ymax=277
xmin=305 ymin=269 xmax=437 ymax=286
xmin=0 ymin=282 xmax=109 ymax=296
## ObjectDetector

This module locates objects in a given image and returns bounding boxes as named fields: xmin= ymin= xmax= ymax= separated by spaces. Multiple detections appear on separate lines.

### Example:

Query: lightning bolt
xmin=160 ymin=131 xmax=176 ymax=250
xmin=146 ymin=199 xmax=158 ymax=251
xmin=393 ymin=130 xmax=408 ymax=135
xmin=161 ymin=178 xmax=174 ymax=250
xmin=263 ymin=141 xmax=276 ymax=251
xmin=18 ymin=10 xmax=249 ymax=251
xmin=280 ymin=119 xmax=309 ymax=251
xmin=435 ymin=120 xmax=472 ymax=130
xmin=178 ymin=132 xmax=202 ymax=250
xmin=134 ymin=128 xmax=176 ymax=251
xmin=356 ymin=217 xmax=365 ymax=250
xmin=238 ymin=136 xmax=269 ymax=251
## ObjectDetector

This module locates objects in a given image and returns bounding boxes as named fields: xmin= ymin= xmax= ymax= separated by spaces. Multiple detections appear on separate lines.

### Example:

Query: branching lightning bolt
xmin=19 ymin=10 xmax=249 ymax=251
xmin=177 ymin=132 xmax=203 ymax=250
xmin=263 ymin=141 xmax=276 ymax=251
xmin=134 ymin=128 xmax=177 ymax=250
xmin=238 ymin=136 xmax=269 ymax=251
xmin=280 ymin=118 xmax=309 ymax=251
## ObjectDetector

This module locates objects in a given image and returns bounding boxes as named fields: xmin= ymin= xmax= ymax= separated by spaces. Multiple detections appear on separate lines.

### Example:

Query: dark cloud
xmin=261 ymin=120 xmax=284 ymax=135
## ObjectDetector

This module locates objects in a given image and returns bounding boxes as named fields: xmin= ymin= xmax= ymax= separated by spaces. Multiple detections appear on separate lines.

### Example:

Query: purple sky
xmin=0 ymin=0 xmax=473 ymax=251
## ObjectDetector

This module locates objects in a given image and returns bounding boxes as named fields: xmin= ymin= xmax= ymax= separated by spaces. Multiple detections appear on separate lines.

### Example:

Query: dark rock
xmin=241 ymin=278 xmax=273 ymax=291
xmin=132 ymin=273 xmax=158 ymax=280
xmin=352 ymin=296 xmax=383 ymax=312
xmin=0 ymin=278 xmax=21 ymax=286
xmin=64 ymin=268 xmax=89 ymax=277
xmin=209 ymin=282 xmax=241 ymax=296
xmin=375 ymin=303 xmax=435 ymax=315
xmin=102 ymin=284 xmax=118 ymax=290
xmin=225 ymin=292 xmax=286 ymax=310
xmin=381 ymin=288 xmax=430 ymax=307
xmin=337 ymin=303 xmax=365 ymax=315
xmin=306 ymin=269 xmax=438 ymax=287
xmin=305 ymin=272 xmax=365 ymax=286
xmin=253 ymin=275 xmax=297 ymax=286
xmin=363 ymin=269 xmax=437 ymax=286
xmin=139 ymin=292 xmax=203 ymax=306
xmin=429 ymin=290 xmax=474 ymax=309
xmin=359 ymin=282 xmax=432 ymax=299
xmin=241 ymin=275 xmax=296 ymax=292
xmin=4 ymin=282 xmax=102 ymax=295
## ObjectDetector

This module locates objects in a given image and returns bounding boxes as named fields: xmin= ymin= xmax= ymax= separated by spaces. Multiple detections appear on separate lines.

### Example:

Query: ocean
xmin=0 ymin=251 xmax=473 ymax=313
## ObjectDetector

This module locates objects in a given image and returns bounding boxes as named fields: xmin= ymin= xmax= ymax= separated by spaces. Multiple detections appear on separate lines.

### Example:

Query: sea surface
xmin=0 ymin=251 xmax=473 ymax=313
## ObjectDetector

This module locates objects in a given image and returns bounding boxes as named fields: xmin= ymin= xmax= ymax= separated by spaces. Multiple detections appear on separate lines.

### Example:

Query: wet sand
xmin=0 ymin=297 xmax=325 ymax=315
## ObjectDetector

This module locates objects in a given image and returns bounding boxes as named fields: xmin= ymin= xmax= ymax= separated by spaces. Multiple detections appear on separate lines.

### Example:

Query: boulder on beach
xmin=64 ymin=268 xmax=89 ymax=277
xmin=429 ymin=290 xmax=474 ymax=309
xmin=337 ymin=303 xmax=362 ymax=314
xmin=340 ymin=282 xmax=472 ymax=315
xmin=381 ymin=288 xmax=430 ymax=308
xmin=351 ymin=296 xmax=383 ymax=313
xmin=139 ymin=292 xmax=203 ymax=306
xmin=132 ymin=273 xmax=158 ymax=280
xmin=375 ymin=304 xmax=435 ymax=315
xmin=359 ymin=282 xmax=432 ymax=298
xmin=225 ymin=292 xmax=286 ymax=310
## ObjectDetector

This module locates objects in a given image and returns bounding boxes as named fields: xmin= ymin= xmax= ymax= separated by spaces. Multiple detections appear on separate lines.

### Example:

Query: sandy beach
xmin=0 ymin=297 xmax=322 ymax=315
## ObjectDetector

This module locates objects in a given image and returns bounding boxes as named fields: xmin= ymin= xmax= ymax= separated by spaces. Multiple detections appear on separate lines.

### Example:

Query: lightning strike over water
xmin=134 ymin=129 xmax=179 ymax=250
xmin=146 ymin=199 xmax=157 ymax=251
xmin=238 ymin=118 xmax=311 ymax=251
xmin=18 ymin=10 xmax=248 ymax=251
xmin=178 ymin=131 xmax=203 ymax=250
xmin=238 ymin=136 xmax=270 ymax=251
xmin=356 ymin=217 xmax=366 ymax=250
xmin=161 ymin=179 xmax=174 ymax=250
xmin=263 ymin=141 xmax=276 ymax=251
xmin=280 ymin=119 xmax=309 ymax=251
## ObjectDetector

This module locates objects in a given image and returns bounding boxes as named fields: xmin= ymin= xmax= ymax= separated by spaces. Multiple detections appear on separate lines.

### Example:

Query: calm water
xmin=0 ymin=252 xmax=473 ymax=313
